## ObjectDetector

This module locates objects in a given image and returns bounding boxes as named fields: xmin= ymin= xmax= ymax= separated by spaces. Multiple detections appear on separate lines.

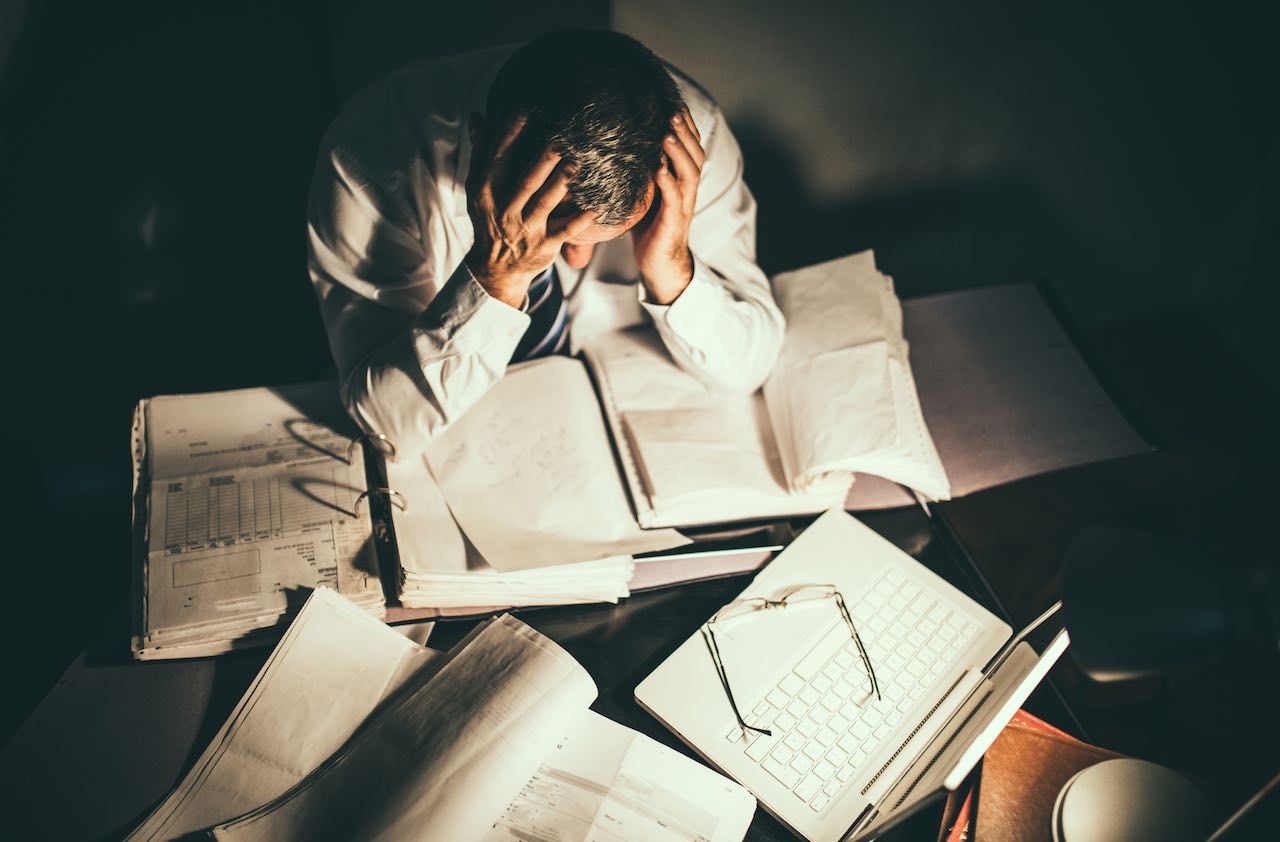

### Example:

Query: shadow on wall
xmin=616 ymin=0 xmax=1280 ymax=342
xmin=736 ymin=116 xmax=1094 ymax=299
xmin=325 ymin=0 xmax=608 ymax=104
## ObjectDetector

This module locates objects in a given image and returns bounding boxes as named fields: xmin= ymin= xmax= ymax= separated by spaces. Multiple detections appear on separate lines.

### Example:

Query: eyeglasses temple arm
xmin=701 ymin=626 xmax=772 ymax=738
xmin=835 ymin=592 xmax=882 ymax=702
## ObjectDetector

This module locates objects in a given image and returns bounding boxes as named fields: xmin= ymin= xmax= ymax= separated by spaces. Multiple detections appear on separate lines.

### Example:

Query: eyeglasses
xmin=701 ymin=584 xmax=881 ymax=738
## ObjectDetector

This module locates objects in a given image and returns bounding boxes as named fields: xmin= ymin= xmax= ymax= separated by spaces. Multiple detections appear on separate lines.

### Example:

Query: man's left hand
xmin=633 ymin=104 xmax=704 ymax=305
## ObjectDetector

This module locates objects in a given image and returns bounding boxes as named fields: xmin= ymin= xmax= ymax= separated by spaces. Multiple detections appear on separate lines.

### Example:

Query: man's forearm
xmin=328 ymin=263 xmax=531 ymax=458
xmin=642 ymin=255 xmax=785 ymax=394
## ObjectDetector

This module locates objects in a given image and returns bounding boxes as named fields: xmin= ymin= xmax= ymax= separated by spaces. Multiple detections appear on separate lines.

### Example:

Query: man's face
xmin=554 ymin=181 xmax=656 ymax=270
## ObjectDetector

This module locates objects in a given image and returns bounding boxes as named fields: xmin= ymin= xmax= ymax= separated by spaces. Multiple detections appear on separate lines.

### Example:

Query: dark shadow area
xmin=0 ymin=0 xmax=339 ymax=744
xmin=282 ymin=417 xmax=350 ymax=463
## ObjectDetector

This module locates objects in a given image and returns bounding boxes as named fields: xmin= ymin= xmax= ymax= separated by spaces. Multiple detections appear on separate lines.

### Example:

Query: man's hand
xmin=464 ymin=113 xmax=595 ymax=309
xmin=632 ymin=104 xmax=704 ymax=305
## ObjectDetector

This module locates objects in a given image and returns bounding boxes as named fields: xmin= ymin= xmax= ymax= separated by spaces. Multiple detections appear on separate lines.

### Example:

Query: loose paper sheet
xmin=125 ymin=588 xmax=436 ymax=841
xmin=212 ymin=615 xmax=597 ymax=841
xmin=486 ymin=711 xmax=756 ymax=842
xmin=425 ymin=356 xmax=687 ymax=573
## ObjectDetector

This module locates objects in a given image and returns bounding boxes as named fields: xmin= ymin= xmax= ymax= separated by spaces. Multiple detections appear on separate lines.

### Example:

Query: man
xmin=308 ymin=30 xmax=784 ymax=456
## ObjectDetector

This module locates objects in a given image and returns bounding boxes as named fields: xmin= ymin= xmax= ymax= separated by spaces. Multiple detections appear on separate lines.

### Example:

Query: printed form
xmin=138 ymin=384 xmax=383 ymax=656
xmin=488 ymin=711 xmax=755 ymax=842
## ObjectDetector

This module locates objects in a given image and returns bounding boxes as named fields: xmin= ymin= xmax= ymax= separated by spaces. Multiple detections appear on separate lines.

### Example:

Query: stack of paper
xmin=387 ymin=357 xmax=688 ymax=611
xmin=584 ymin=250 xmax=949 ymax=528
xmin=126 ymin=588 xmax=756 ymax=841
xmin=131 ymin=384 xmax=385 ymax=660
xmin=765 ymin=251 xmax=949 ymax=500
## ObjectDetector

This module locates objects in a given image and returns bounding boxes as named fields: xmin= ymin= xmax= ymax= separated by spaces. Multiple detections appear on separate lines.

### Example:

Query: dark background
xmin=1 ymin=0 xmax=1277 ymax=825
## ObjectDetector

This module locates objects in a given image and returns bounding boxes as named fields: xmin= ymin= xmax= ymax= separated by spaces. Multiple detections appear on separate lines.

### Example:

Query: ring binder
xmin=355 ymin=487 xmax=408 ymax=515
xmin=348 ymin=432 xmax=397 ymax=464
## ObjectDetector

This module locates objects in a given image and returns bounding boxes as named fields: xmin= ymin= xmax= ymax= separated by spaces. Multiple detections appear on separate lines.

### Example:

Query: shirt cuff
xmin=413 ymin=262 xmax=530 ymax=358
xmin=638 ymin=255 xmax=730 ymax=345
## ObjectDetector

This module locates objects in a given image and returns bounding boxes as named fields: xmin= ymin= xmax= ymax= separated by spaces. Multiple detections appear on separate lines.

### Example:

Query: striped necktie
xmin=511 ymin=265 xmax=570 ymax=362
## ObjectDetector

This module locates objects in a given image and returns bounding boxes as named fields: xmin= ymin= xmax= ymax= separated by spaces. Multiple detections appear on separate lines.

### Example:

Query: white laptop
xmin=636 ymin=509 xmax=1069 ymax=841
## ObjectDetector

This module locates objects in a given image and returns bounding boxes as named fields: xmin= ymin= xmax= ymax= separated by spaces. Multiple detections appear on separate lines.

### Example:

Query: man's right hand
xmin=463 ymin=113 xmax=596 ymax=309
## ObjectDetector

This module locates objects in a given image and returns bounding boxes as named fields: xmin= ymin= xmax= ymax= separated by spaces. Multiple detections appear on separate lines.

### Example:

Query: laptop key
xmin=794 ymin=627 xmax=848 ymax=680
xmin=763 ymin=755 xmax=802 ymax=789
xmin=778 ymin=673 xmax=805 ymax=696
xmin=746 ymin=732 xmax=778 ymax=761
xmin=810 ymin=793 xmax=830 ymax=812
xmin=795 ymin=775 xmax=822 ymax=801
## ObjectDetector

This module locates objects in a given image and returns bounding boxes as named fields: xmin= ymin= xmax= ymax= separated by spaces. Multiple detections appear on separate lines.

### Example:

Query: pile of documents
xmin=126 ymin=588 xmax=756 ymax=841
xmin=129 ymin=250 xmax=951 ymax=639
xmin=131 ymin=385 xmax=385 ymax=660
xmin=584 ymin=250 xmax=950 ymax=528
xmin=386 ymin=356 xmax=689 ymax=611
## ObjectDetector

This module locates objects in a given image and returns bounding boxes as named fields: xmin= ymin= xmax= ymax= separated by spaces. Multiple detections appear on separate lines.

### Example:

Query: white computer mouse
xmin=1052 ymin=758 xmax=1215 ymax=842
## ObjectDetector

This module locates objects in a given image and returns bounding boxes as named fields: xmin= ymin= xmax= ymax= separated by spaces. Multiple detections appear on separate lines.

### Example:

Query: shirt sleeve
xmin=307 ymin=140 xmax=528 ymax=459
xmin=638 ymin=101 xmax=785 ymax=394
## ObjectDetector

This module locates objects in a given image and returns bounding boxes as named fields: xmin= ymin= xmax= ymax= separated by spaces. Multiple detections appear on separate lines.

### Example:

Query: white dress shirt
xmin=307 ymin=43 xmax=784 ymax=457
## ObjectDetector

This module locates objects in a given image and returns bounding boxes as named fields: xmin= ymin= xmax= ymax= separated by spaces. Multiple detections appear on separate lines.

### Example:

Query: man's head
xmin=483 ymin=30 xmax=684 ymax=268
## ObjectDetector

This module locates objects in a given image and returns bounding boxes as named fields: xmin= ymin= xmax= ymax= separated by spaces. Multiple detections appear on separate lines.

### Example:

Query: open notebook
xmin=124 ymin=588 xmax=756 ymax=841
xmin=584 ymin=251 xmax=949 ymax=528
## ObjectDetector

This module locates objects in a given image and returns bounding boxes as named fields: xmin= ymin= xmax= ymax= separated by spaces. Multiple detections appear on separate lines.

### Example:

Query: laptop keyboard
xmin=723 ymin=569 xmax=977 ymax=813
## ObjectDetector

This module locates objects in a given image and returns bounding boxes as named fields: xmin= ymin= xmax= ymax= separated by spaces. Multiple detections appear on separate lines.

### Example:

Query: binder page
xmin=212 ymin=615 xmax=597 ymax=842
xmin=138 ymin=385 xmax=383 ymax=656
xmin=425 ymin=357 xmax=688 ymax=573
xmin=487 ymin=709 xmax=756 ymax=842
xmin=388 ymin=453 xmax=634 ymax=610
xmin=125 ymin=589 xmax=437 ymax=841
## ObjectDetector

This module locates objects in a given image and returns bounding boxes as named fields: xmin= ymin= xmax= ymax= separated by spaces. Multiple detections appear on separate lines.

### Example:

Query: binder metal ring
xmin=354 ymin=487 xmax=408 ymax=515
xmin=347 ymin=433 xmax=397 ymax=463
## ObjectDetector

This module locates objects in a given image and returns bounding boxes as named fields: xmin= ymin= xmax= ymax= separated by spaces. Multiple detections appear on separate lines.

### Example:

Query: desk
xmin=0 ymin=505 xmax=1076 ymax=841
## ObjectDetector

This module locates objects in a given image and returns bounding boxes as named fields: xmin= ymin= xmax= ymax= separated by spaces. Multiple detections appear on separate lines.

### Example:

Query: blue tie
xmin=511 ymin=265 xmax=570 ymax=362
